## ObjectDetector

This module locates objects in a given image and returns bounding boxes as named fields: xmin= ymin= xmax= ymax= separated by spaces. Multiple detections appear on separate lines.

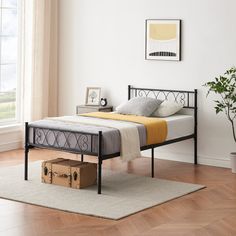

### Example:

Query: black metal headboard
xmin=128 ymin=85 xmax=197 ymax=110
xmin=127 ymin=85 xmax=198 ymax=165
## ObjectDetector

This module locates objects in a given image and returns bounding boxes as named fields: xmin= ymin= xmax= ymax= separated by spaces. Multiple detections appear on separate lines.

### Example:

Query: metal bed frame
xmin=24 ymin=85 xmax=198 ymax=194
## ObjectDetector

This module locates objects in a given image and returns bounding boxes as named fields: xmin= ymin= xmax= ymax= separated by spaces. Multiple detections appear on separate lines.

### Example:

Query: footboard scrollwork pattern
xmin=29 ymin=127 xmax=98 ymax=155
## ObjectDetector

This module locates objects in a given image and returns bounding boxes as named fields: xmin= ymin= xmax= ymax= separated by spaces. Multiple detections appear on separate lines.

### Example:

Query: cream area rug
xmin=0 ymin=161 xmax=204 ymax=220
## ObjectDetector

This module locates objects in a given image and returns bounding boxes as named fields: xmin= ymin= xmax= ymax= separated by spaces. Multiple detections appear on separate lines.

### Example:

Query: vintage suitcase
xmin=41 ymin=158 xmax=65 ymax=184
xmin=71 ymin=162 xmax=97 ymax=189
xmin=42 ymin=159 xmax=97 ymax=189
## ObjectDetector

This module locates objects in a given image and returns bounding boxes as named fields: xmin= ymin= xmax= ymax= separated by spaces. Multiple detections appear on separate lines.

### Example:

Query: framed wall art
xmin=85 ymin=87 xmax=101 ymax=106
xmin=145 ymin=19 xmax=181 ymax=61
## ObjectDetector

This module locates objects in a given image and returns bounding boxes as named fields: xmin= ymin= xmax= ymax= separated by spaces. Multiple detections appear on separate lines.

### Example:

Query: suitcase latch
xmin=44 ymin=167 xmax=48 ymax=176
xmin=73 ymin=171 xmax=78 ymax=181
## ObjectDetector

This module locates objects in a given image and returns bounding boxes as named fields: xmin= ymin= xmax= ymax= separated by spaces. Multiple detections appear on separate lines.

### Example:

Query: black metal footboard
xmin=24 ymin=122 xmax=104 ymax=194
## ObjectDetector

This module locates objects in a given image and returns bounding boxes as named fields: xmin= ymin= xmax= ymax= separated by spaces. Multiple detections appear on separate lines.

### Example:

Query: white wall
xmin=0 ymin=126 xmax=22 ymax=152
xmin=58 ymin=0 xmax=236 ymax=167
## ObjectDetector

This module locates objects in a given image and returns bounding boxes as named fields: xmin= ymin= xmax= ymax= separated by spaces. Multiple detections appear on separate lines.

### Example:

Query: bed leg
xmin=25 ymin=148 xmax=29 ymax=180
xmin=194 ymin=135 xmax=197 ymax=165
xmin=194 ymin=89 xmax=198 ymax=165
xmin=98 ymin=159 xmax=102 ymax=194
xmin=24 ymin=122 xmax=29 ymax=180
xmin=98 ymin=131 xmax=102 ymax=194
xmin=151 ymin=147 xmax=154 ymax=178
xmin=81 ymin=154 xmax=84 ymax=162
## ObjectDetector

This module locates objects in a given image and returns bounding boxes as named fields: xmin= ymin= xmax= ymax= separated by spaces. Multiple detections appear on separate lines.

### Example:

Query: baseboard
xmin=141 ymin=150 xmax=230 ymax=168
xmin=0 ymin=140 xmax=22 ymax=152
xmin=197 ymin=155 xmax=230 ymax=168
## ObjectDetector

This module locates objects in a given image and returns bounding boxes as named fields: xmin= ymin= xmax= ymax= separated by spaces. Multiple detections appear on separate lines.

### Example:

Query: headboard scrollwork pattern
xmin=128 ymin=85 xmax=197 ymax=109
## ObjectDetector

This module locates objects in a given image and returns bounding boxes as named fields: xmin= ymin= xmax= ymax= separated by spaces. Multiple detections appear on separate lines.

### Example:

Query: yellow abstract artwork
xmin=145 ymin=19 xmax=181 ymax=61
xmin=149 ymin=24 xmax=177 ymax=40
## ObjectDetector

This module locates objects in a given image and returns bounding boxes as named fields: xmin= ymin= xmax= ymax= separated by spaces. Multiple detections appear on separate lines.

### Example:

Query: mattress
xmin=165 ymin=114 xmax=194 ymax=140
xmin=28 ymin=114 xmax=194 ymax=156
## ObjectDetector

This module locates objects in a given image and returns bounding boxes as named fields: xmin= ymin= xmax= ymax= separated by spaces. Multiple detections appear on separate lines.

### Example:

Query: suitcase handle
xmin=53 ymin=172 xmax=71 ymax=178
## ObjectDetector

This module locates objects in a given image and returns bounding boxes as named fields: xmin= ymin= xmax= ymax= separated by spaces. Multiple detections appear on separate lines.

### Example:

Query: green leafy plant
xmin=204 ymin=67 xmax=236 ymax=143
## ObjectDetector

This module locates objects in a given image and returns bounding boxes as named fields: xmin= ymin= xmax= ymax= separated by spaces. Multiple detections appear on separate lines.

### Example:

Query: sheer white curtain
xmin=22 ymin=0 xmax=58 ymax=122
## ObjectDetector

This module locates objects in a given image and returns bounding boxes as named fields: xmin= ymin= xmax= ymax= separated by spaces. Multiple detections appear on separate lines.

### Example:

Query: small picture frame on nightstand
xmin=85 ymin=87 xmax=101 ymax=106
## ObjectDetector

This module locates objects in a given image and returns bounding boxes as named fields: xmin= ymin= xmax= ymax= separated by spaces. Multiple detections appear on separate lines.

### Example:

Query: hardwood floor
xmin=0 ymin=149 xmax=236 ymax=236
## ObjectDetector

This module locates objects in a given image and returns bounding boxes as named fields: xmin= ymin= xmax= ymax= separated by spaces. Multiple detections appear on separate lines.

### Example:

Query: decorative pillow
xmin=116 ymin=97 xmax=163 ymax=116
xmin=152 ymin=101 xmax=183 ymax=117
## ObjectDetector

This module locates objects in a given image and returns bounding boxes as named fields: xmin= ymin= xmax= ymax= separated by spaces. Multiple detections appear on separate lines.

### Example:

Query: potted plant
xmin=204 ymin=67 xmax=236 ymax=173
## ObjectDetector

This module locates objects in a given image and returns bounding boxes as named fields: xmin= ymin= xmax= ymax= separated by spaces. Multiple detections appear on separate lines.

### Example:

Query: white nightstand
xmin=76 ymin=105 xmax=113 ymax=114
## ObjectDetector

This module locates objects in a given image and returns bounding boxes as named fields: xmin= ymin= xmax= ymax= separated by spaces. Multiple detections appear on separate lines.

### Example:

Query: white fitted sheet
xmin=164 ymin=114 xmax=194 ymax=140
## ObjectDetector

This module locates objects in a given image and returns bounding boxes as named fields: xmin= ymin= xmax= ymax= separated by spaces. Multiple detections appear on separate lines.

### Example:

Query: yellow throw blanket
xmin=80 ymin=112 xmax=167 ymax=145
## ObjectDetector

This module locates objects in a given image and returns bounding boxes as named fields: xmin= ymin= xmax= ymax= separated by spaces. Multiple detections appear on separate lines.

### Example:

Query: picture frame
xmin=145 ymin=19 xmax=181 ymax=61
xmin=85 ymin=87 xmax=101 ymax=106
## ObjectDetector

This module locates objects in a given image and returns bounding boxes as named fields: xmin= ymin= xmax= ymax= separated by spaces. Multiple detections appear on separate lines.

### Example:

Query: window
xmin=0 ymin=0 xmax=20 ymax=125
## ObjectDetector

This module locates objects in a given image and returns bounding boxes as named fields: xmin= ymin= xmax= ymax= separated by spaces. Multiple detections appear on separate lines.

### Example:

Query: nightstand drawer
xmin=76 ymin=105 xmax=113 ymax=114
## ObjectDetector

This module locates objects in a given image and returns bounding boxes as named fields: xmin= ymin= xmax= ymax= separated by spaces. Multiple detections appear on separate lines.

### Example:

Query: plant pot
xmin=230 ymin=152 xmax=236 ymax=173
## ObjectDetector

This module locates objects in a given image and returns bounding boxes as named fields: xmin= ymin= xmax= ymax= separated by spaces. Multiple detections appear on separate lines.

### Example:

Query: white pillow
xmin=116 ymin=97 xmax=163 ymax=116
xmin=152 ymin=101 xmax=183 ymax=117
